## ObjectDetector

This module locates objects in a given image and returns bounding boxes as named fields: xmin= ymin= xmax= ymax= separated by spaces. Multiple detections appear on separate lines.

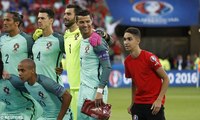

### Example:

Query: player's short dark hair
xmin=66 ymin=4 xmax=82 ymax=15
xmin=7 ymin=11 xmax=23 ymax=27
xmin=76 ymin=9 xmax=92 ymax=21
xmin=39 ymin=8 xmax=55 ymax=19
xmin=125 ymin=27 xmax=141 ymax=39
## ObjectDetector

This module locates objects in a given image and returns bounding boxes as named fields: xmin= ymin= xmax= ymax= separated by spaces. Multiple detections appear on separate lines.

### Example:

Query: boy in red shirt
xmin=123 ymin=27 xmax=169 ymax=120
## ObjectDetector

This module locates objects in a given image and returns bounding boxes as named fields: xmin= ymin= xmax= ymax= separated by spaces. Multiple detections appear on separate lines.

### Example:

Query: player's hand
xmin=2 ymin=70 xmax=10 ymax=80
xmin=95 ymin=92 xmax=103 ymax=107
xmin=55 ymin=67 xmax=63 ymax=75
xmin=95 ymin=28 xmax=106 ymax=38
xmin=95 ymin=28 xmax=114 ymax=46
xmin=55 ymin=62 xmax=63 ymax=75
xmin=33 ymin=28 xmax=43 ymax=41
xmin=151 ymin=99 xmax=162 ymax=115
xmin=89 ymin=32 xmax=102 ymax=47
xmin=127 ymin=104 xmax=133 ymax=115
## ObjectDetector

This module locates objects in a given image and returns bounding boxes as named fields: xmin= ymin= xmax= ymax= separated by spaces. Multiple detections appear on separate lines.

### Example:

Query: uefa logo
xmin=150 ymin=55 xmax=157 ymax=62
xmin=133 ymin=0 xmax=173 ymax=16
xmin=109 ymin=70 xmax=123 ymax=87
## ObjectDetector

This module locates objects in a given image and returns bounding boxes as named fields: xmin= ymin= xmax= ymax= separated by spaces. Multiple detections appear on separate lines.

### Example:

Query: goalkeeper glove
xmin=89 ymin=32 xmax=102 ymax=47
xmin=33 ymin=29 xmax=43 ymax=41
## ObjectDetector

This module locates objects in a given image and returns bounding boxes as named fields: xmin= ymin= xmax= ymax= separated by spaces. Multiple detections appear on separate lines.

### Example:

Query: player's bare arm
xmin=151 ymin=67 xmax=169 ymax=115
xmin=128 ymin=80 xmax=136 ymax=114
xmin=57 ymin=91 xmax=72 ymax=120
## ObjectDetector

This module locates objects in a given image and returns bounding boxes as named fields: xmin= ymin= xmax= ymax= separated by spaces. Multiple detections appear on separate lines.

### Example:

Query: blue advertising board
xmin=108 ymin=64 xmax=131 ymax=88
xmin=106 ymin=0 xmax=199 ymax=27
xmin=108 ymin=64 xmax=199 ymax=87
xmin=167 ymin=70 xmax=198 ymax=87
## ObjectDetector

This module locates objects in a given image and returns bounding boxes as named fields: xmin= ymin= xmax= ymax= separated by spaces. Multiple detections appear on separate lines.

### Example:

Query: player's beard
xmin=65 ymin=17 xmax=76 ymax=28
xmin=2 ymin=25 xmax=12 ymax=33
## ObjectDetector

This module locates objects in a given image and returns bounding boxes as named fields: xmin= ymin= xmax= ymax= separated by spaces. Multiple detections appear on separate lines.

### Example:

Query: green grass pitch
xmin=108 ymin=87 xmax=200 ymax=120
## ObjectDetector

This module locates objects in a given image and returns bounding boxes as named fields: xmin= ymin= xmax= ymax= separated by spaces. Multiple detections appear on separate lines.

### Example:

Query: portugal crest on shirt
xmin=13 ymin=43 xmax=19 ymax=52
xmin=85 ymin=45 xmax=90 ymax=53
xmin=74 ymin=33 xmax=79 ymax=40
xmin=38 ymin=91 xmax=45 ymax=99
xmin=3 ymin=87 xmax=10 ymax=94
xmin=46 ymin=41 xmax=52 ymax=50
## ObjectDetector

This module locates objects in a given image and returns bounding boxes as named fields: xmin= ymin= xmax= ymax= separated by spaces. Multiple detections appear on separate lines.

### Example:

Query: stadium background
xmin=1 ymin=0 xmax=200 ymax=120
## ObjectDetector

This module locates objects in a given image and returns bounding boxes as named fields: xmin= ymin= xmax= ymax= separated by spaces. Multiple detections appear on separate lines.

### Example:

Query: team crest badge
xmin=46 ymin=41 xmax=52 ymax=50
xmin=74 ymin=33 xmax=79 ymax=40
xmin=13 ymin=43 xmax=19 ymax=52
xmin=38 ymin=91 xmax=45 ymax=99
xmin=4 ymin=87 xmax=10 ymax=94
xmin=85 ymin=45 xmax=90 ymax=53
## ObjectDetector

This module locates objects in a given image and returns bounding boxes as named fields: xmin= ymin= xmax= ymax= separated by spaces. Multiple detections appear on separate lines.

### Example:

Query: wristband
xmin=97 ymin=88 xmax=104 ymax=94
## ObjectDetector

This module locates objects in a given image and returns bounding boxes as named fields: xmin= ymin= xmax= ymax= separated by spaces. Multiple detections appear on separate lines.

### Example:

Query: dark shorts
xmin=131 ymin=104 xmax=166 ymax=120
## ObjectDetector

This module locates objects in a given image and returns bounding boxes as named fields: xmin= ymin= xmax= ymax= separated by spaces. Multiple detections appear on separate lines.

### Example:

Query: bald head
xmin=18 ymin=59 xmax=36 ymax=82
xmin=20 ymin=59 xmax=36 ymax=70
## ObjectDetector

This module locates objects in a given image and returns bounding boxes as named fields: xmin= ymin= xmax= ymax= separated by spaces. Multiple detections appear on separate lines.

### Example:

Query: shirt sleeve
xmin=39 ymin=75 xmax=66 ymax=97
xmin=0 ymin=33 xmax=6 ymax=48
xmin=53 ymin=32 xmax=65 ymax=53
xmin=124 ymin=59 xmax=131 ymax=78
xmin=0 ymin=58 xmax=3 ymax=79
xmin=20 ymin=32 xmax=34 ymax=59
xmin=9 ymin=75 xmax=29 ymax=93
xmin=148 ymin=53 xmax=162 ymax=70
xmin=93 ymin=38 xmax=112 ymax=88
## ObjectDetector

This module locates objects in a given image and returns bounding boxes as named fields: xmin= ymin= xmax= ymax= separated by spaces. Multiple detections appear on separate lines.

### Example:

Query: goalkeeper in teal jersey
xmin=32 ymin=8 xmax=64 ymax=85
xmin=76 ymin=10 xmax=111 ymax=120
xmin=18 ymin=59 xmax=73 ymax=120
xmin=0 ymin=11 xmax=34 ymax=77
xmin=0 ymin=58 xmax=43 ymax=120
